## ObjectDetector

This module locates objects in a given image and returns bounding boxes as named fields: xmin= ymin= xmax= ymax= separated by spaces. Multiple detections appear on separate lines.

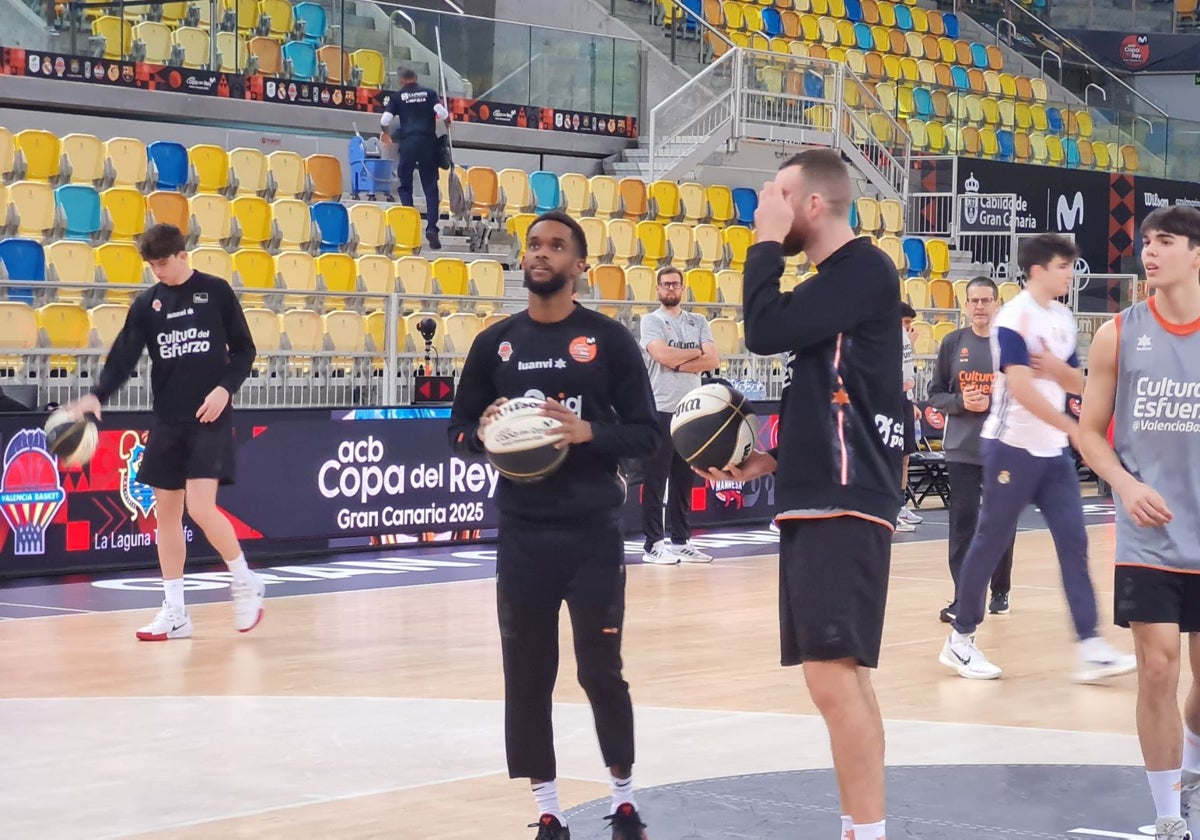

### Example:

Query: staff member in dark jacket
xmin=380 ymin=67 xmax=450 ymax=250
xmin=928 ymin=276 xmax=1016 ymax=623
xmin=701 ymin=149 xmax=904 ymax=840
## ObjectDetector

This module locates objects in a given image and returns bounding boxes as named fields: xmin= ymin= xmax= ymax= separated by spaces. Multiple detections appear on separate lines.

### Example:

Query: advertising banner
xmin=1060 ymin=29 xmax=1200 ymax=74
xmin=0 ymin=405 xmax=777 ymax=578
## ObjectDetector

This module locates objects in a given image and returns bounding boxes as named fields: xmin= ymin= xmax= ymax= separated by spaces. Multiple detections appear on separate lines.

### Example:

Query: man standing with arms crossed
xmin=1079 ymin=206 xmax=1200 ymax=840
xmin=639 ymin=265 xmax=720 ymax=565
xmin=702 ymin=149 xmax=905 ymax=840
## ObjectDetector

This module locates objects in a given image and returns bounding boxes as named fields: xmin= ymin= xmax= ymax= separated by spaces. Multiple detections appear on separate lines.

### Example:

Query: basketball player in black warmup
xmin=701 ymin=150 xmax=904 ymax=840
xmin=66 ymin=224 xmax=263 ymax=641
xmin=448 ymin=211 xmax=661 ymax=840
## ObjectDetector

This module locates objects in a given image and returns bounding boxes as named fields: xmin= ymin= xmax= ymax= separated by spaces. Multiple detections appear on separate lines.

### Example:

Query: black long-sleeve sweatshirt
xmin=91 ymin=270 xmax=256 ymax=422
xmin=448 ymin=304 xmax=662 ymax=526
xmin=743 ymin=239 xmax=905 ymax=526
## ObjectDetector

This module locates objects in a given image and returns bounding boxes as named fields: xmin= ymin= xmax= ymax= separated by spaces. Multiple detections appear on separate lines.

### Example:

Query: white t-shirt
xmin=981 ymin=290 xmax=1078 ymax=457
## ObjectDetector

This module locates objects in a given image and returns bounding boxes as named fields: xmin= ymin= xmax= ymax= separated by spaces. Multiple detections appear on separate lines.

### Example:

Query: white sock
xmin=852 ymin=820 xmax=886 ymax=840
xmin=163 ymin=578 xmax=186 ymax=611
xmin=610 ymin=773 xmax=635 ymax=812
xmin=532 ymin=780 xmax=564 ymax=825
xmin=840 ymin=814 xmax=854 ymax=839
xmin=1184 ymin=728 xmax=1200 ymax=774
xmin=224 ymin=553 xmax=256 ymax=585
xmin=1147 ymin=769 xmax=1182 ymax=819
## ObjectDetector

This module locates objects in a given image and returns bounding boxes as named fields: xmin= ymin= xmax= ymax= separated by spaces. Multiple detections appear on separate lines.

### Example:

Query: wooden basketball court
xmin=0 ymin=517 xmax=1162 ymax=839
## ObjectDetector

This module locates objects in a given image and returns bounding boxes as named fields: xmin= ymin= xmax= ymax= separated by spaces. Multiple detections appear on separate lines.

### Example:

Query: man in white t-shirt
xmin=639 ymin=266 xmax=719 ymax=565
xmin=938 ymin=233 xmax=1136 ymax=684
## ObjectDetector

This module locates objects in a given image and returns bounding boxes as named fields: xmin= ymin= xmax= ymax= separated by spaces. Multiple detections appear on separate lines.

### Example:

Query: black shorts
xmin=1114 ymin=564 xmax=1200 ymax=633
xmin=903 ymin=399 xmax=918 ymax=455
xmin=779 ymin=515 xmax=892 ymax=668
xmin=136 ymin=418 xmax=236 ymax=491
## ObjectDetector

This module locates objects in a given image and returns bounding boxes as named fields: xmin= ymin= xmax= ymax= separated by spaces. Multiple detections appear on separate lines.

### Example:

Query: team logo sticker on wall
xmin=0 ymin=430 xmax=65 ymax=556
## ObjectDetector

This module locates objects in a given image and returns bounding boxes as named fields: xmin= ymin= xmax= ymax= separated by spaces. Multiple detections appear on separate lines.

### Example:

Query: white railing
xmin=649 ymin=49 xmax=740 ymax=182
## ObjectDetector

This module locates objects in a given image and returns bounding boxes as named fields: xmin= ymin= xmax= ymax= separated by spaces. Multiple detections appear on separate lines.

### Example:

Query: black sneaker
xmin=529 ymin=814 xmax=570 ymax=839
xmin=426 ymin=229 xmax=442 ymax=250
xmin=989 ymin=592 xmax=1010 ymax=615
xmin=939 ymin=602 xmax=956 ymax=623
xmin=606 ymin=803 xmax=648 ymax=840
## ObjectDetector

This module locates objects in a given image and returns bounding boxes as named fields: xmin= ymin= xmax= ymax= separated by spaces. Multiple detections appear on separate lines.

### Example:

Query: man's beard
xmin=782 ymin=227 xmax=806 ymax=257
xmin=658 ymin=293 xmax=682 ymax=307
xmin=523 ymin=269 xmax=571 ymax=298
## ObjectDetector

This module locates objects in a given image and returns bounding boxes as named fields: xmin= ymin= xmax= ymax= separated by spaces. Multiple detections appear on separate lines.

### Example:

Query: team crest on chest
xmin=569 ymin=336 xmax=597 ymax=363
xmin=498 ymin=341 xmax=513 ymax=362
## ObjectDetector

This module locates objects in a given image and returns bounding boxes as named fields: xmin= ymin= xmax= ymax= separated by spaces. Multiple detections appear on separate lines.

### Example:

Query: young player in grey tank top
xmin=1078 ymin=205 xmax=1200 ymax=840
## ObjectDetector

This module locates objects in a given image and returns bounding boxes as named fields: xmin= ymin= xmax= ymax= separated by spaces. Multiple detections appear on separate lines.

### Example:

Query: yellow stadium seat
xmin=92 ymin=16 xmax=133 ymax=60
xmin=230 ymin=195 xmax=275 ymax=251
xmin=706 ymin=185 xmax=735 ymax=227
xmin=276 ymin=250 xmax=318 ymax=309
xmin=665 ymin=223 xmax=697 ymax=268
xmin=1029 ymin=132 xmax=1049 ymax=165
xmin=443 ymin=312 xmax=483 ymax=354
xmin=325 ymin=309 xmax=366 ymax=354
xmin=998 ymin=281 xmax=1020 ymax=303
xmin=357 ymin=254 xmax=396 ymax=306
xmin=305 ymin=155 xmax=343 ymax=202
xmin=498 ymin=168 xmax=534 ymax=217
xmin=37 ymin=302 xmax=90 ymax=373
xmin=1120 ymin=144 xmax=1139 ymax=173
xmin=315 ymin=252 xmax=359 ymax=311
xmin=396 ymin=256 xmax=434 ymax=312
xmin=624 ymin=266 xmax=655 ymax=309
xmin=905 ymin=278 xmax=929 ymax=307
xmin=926 ymin=239 xmax=950 ymax=279
xmin=243 ymin=308 xmax=281 ymax=375
xmin=878 ymin=235 xmax=905 ymax=274
xmin=693 ymin=224 xmax=724 ymax=270
xmin=679 ymin=182 xmax=709 ymax=225
xmin=8 ymin=180 xmax=58 ymax=239
xmin=590 ymin=264 xmax=626 ymax=302
xmin=134 ymin=20 xmax=173 ymax=63
xmin=89 ymin=303 xmax=128 ymax=348
xmin=715 ymin=269 xmax=742 ymax=309
xmin=432 ymin=257 xmax=470 ymax=299
xmin=190 ymin=245 xmax=235 ymax=282
xmin=272 ymin=198 xmax=314 ymax=251
xmin=349 ymin=203 xmax=393 ymax=255
xmin=0 ymin=127 xmax=18 ymax=181
xmin=648 ymin=181 xmax=683 ymax=223
xmin=1046 ymin=135 xmax=1064 ymax=165
xmin=579 ymin=217 xmax=610 ymax=266
xmin=257 ymin=0 xmax=293 ymax=40
xmin=189 ymin=144 xmax=233 ymax=196
xmin=95 ymin=242 xmax=147 ymax=302
xmin=468 ymin=259 xmax=505 ymax=315
xmin=60 ymin=134 xmax=106 ymax=186
xmin=103 ymin=138 xmax=148 ymax=190
xmin=282 ymin=309 xmax=324 ymax=367
xmin=188 ymin=194 xmax=233 ymax=247
xmin=15 ymin=130 xmax=61 ymax=184
xmin=506 ymin=213 xmax=536 ymax=262
xmin=267 ymin=151 xmax=308 ymax=201
xmin=684 ymin=268 xmax=718 ymax=304
xmin=100 ymin=186 xmax=148 ymax=243
xmin=606 ymin=218 xmax=641 ymax=267
xmin=350 ymin=49 xmax=386 ymax=89
xmin=146 ymin=190 xmax=190 ymax=231
xmin=45 ymin=240 xmax=97 ymax=304
xmin=232 ymin=248 xmax=277 ymax=307
xmin=636 ymin=220 xmax=672 ymax=268
xmin=855 ymin=197 xmax=881 ymax=234
xmin=559 ymin=173 xmax=591 ymax=217
xmin=589 ymin=175 xmax=621 ymax=220
xmin=0 ymin=301 xmax=38 ymax=373
xmin=364 ymin=310 xmax=404 ymax=361
xmin=722 ymin=226 xmax=754 ymax=272
xmin=386 ymin=205 xmax=423 ymax=256
xmin=709 ymin=317 xmax=741 ymax=357
xmin=216 ymin=32 xmax=250 ymax=73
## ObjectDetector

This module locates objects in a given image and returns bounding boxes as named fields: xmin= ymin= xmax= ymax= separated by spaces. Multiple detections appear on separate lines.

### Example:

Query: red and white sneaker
xmin=231 ymin=572 xmax=265 ymax=633
xmin=136 ymin=601 xmax=193 ymax=641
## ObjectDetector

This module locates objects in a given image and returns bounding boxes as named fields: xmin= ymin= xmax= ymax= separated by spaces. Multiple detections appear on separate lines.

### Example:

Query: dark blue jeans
xmin=951 ymin=438 xmax=1097 ymax=640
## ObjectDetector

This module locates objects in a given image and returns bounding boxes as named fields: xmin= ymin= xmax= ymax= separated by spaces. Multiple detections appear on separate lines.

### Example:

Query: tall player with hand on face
xmin=448 ymin=211 xmax=661 ymax=840
xmin=700 ymin=149 xmax=905 ymax=840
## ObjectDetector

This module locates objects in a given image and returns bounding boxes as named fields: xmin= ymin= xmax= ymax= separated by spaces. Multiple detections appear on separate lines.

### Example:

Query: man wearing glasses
xmin=638 ymin=266 xmax=721 ymax=565
xmin=928 ymin=276 xmax=1016 ymax=623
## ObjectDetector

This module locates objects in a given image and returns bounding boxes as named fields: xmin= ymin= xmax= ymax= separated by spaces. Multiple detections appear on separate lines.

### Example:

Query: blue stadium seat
xmin=997 ymin=129 xmax=1015 ymax=162
xmin=529 ymin=171 xmax=561 ymax=214
xmin=1063 ymin=137 xmax=1081 ymax=168
xmin=731 ymin=188 xmax=757 ymax=227
xmin=970 ymin=42 xmax=989 ymax=69
xmin=55 ymin=184 xmax=102 ymax=241
xmin=310 ymin=200 xmax=350 ymax=253
xmin=1047 ymin=106 xmax=1064 ymax=134
xmin=803 ymin=70 xmax=824 ymax=99
xmin=844 ymin=0 xmax=863 ymax=23
xmin=943 ymin=12 xmax=959 ymax=38
xmin=902 ymin=237 xmax=928 ymax=278
xmin=950 ymin=66 xmax=969 ymax=91
xmin=292 ymin=2 xmax=327 ymax=44
xmin=849 ymin=200 xmax=859 ymax=232
xmin=0 ymin=238 xmax=47 ymax=304
xmin=913 ymin=87 xmax=933 ymax=120
xmin=680 ymin=0 xmax=701 ymax=32
xmin=282 ymin=41 xmax=318 ymax=82
xmin=894 ymin=4 xmax=913 ymax=31
xmin=761 ymin=7 xmax=782 ymax=37
xmin=854 ymin=22 xmax=873 ymax=51
xmin=147 ymin=141 xmax=190 ymax=192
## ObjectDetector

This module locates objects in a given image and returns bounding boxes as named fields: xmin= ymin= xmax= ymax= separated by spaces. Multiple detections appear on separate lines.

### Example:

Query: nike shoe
xmin=1155 ymin=816 xmax=1191 ymax=840
xmin=606 ymin=803 xmax=649 ymax=840
xmin=530 ymin=815 xmax=571 ymax=839
xmin=1074 ymin=637 xmax=1137 ymax=684
xmin=136 ymin=600 xmax=193 ymax=641
xmin=988 ymin=592 xmax=1010 ymax=615
xmin=894 ymin=518 xmax=917 ymax=533
xmin=231 ymin=572 xmax=266 ymax=633
xmin=898 ymin=506 xmax=923 ymax=525
xmin=1181 ymin=770 xmax=1200 ymax=838
xmin=671 ymin=541 xmax=713 ymax=563
xmin=642 ymin=541 xmax=679 ymax=566
xmin=939 ymin=632 xmax=1002 ymax=679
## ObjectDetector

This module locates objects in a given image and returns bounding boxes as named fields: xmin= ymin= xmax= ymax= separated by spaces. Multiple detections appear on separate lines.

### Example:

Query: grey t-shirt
xmin=639 ymin=307 xmax=714 ymax=412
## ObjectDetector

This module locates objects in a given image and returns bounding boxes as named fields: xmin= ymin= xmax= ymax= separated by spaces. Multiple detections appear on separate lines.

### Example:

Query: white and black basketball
xmin=670 ymin=383 xmax=758 ymax=472
xmin=44 ymin=409 xmax=99 ymax=467
xmin=483 ymin=398 xmax=568 ymax=483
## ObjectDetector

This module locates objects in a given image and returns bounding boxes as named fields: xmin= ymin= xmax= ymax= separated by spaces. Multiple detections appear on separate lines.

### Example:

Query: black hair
xmin=137 ymin=224 xmax=187 ymax=261
xmin=900 ymin=302 xmax=917 ymax=319
xmin=1017 ymin=233 xmax=1078 ymax=277
xmin=1141 ymin=205 xmax=1200 ymax=250
xmin=528 ymin=210 xmax=589 ymax=261
xmin=966 ymin=276 xmax=999 ymax=297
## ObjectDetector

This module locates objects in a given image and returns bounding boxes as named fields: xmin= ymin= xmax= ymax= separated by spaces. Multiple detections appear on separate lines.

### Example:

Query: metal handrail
xmin=375 ymin=1 xmax=643 ymax=43
xmin=660 ymin=0 xmax=737 ymax=52
xmin=995 ymin=18 xmax=1016 ymax=45
xmin=1085 ymin=83 xmax=1106 ymax=107
xmin=992 ymin=0 xmax=1168 ymax=118
xmin=1040 ymin=49 xmax=1062 ymax=83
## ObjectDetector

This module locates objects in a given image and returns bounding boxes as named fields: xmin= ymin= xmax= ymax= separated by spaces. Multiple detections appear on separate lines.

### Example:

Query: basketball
xmin=44 ymin=409 xmax=99 ymax=467
xmin=483 ymin=398 xmax=567 ymax=483
xmin=670 ymin=382 xmax=758 ymax=472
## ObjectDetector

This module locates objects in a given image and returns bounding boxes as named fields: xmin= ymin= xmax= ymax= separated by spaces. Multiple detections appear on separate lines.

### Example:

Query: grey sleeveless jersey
xmin=1113 ymin=300 xmax=1200 ymax=571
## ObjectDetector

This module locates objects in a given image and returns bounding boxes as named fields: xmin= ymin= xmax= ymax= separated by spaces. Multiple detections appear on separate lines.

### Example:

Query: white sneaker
xmin=136 ymin=601 xmax=193 ymax=641
xmin=1181 ymin=770 xmax=1200 ymax=837
xmin=642 ymin=540 xmax=678 ymax=565
xmin=1156 ymin=816 xmax=1191 ymax=840
xmin=1074 ymin=636 xmax=1137 ymax=683
xmin=671 ymin=541 xmax=713 ymax=563
xmin=939 ymin=632 xmax=1002 ymax=679
xmin=231 ymin=572 xmax=265 ymax=633
xmin=898 ymin=506 xmax=924 ymax=525
xmin=894 ymin=518 xmax=917 ymax=533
